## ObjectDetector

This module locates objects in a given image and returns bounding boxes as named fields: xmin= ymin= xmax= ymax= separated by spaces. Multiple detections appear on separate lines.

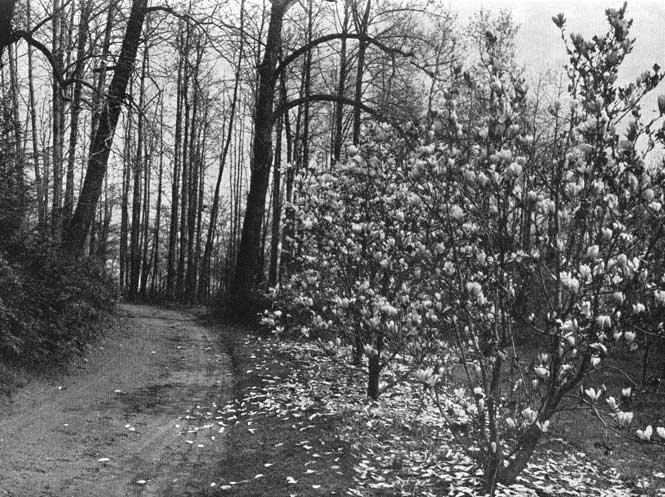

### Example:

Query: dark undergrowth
xmin=0 ymin=234 xmax=115 ymax=394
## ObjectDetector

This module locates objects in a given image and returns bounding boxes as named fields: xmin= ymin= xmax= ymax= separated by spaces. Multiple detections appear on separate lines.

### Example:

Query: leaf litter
xmin=180 ymin=332 xmax=660 ymax=496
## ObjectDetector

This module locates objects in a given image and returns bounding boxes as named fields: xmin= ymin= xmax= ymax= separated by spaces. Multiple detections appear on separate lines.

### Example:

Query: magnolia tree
xmin=409 ymin=4 xmax=665 ymax=490
xmin=264 ymin=2 xmax=665 ymax=492
xmin=262 ymin=130 xmax=443 ymax=399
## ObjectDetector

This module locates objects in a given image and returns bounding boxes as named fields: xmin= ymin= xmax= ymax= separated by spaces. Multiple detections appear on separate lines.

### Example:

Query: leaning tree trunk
xmin=230 ymin=0 xmax=291 ymax=315
xmin=63 ymin=0 xmax=148 ymax=254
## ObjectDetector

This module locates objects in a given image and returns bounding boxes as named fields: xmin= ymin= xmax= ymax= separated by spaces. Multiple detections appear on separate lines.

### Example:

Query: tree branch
xmin=275 ymin=93 xmax=414 ymax=147
xmin=12 ymin=30 xmax=102 ymax=99
xmin=273 ymin=32 xmax=413 ymax=83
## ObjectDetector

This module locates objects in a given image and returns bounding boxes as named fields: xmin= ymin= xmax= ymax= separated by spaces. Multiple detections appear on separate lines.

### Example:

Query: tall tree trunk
xmin=185 ymin=46 xmax=203 ymax=301
xmin=51 ymin=0 xmax=65 ymax=239
xmin=151 ymin=96 xmax=165 ymax=295
xmin=140 ymin=135 xmax=151 ymax=299
xmin=177 ymin=37 xmax=192 ymax=296
xmin=352 ymin=0 xmax=371 ymax=145
xmin=63 ymin=0 xmax=90 ymax=223
xmin=26 ymin=0 xmax=44 ymax=226
xmin=41 ymin=131 xmax=50 ymax=213
xmin=120 ymin=109 xmax=132 ymax=293
xmin=193 ymin=121 xmax=206 ymax=299
xmin=300 ymin=0 xmax=313 ymax=175
xmin=139 ymin=27 xmax=152 ymax=299
xmin=90 ymin=3 xmax=115 ymax=143
xmin=230 ymin=0 xmax=291 ymax=315
xmin=128 ymin=159 xmax=142 ymax=298
xmin=8 ymin=43 xmax=24 ymax=219
xmin=332 ymin=1 xmax=350 ymax=162
xmin=63 ymin=0 xmax=148 ymax=254
xmin=199 ymin=0 xmax=245 ymax=301
xmin=95 ymin=174 xmax=113 ymax=258
xmin=279 ymin=78 xmax=294 ymax=282
xmin=280 ymin=18 xmax=311 ymax=280
xmin=227 ymin=114 xmax=245 ymax=290
xmin=267 ymin=103 xmax=283 ymax=288
xmin=166 ymin=26 xmax=185 ymax=298
xmin=129 ymin=43 xmax=148 ymax=301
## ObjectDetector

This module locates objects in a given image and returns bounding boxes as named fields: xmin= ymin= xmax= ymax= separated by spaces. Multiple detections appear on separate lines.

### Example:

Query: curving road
xmin=0 ymin=304 xmax=234 ymax=497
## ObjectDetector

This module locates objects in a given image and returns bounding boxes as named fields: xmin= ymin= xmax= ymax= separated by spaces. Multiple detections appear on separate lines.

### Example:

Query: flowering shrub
xmin=264 ymin=130 xmax=440 ymax=399
xmin=265 ymin=3 xmax=665 ymax=491
xmin=409 ymin=4 xmax=665 ymax=489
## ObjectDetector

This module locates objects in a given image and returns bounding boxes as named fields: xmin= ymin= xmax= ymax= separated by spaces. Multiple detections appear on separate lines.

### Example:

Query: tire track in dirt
xmin=0 ymin=304 xmax=234 ymax=497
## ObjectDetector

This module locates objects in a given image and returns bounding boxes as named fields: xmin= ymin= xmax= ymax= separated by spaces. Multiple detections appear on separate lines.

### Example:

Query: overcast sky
xmin=450 ymin=0 xmax=665 ymax=116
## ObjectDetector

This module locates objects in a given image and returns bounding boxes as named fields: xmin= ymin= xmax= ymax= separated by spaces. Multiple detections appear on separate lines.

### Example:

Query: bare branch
xmin=274 ymin=32 xmax=413 ymax=83
xmin=275 ymin=93 xmax=414 ymax=147
xmin=12 ymin=30 xmax=102 ymax=99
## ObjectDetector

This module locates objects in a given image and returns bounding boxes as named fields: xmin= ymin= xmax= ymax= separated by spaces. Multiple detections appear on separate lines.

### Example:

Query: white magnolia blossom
xmin=521 ymin=407 xmax=538 ymax=425
xmin=559 ymin=271 xmax=580 ymax=293
xmin=596 ymin=315 xmax=612 ymax=329
xmin=655 ymin=290 xmax=665 ymax=305
xmin=584 ymin=387 xmax=602 ymax=401
xmin=616 ymin=411 xmax=634 ymax=428
xmin=657 ymin=426 xmax=665 ymax=440
xmin=579 ymin=264 xmax=592 ymax=281
xmin=636 ymin=425 xmax=653 ymax=441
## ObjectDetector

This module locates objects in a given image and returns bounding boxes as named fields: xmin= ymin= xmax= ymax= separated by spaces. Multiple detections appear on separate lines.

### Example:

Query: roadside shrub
xmin=0 ymin=236 xmax=115 ymax=365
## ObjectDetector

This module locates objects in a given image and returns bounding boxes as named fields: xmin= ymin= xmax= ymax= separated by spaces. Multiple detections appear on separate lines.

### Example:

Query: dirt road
xmin=0 ymin=304 xmax=234 ymax=497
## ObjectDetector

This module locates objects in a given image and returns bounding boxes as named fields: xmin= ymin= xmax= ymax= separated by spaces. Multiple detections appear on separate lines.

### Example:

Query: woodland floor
xmin=1 ymin=304 xmax=664 ymax=497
